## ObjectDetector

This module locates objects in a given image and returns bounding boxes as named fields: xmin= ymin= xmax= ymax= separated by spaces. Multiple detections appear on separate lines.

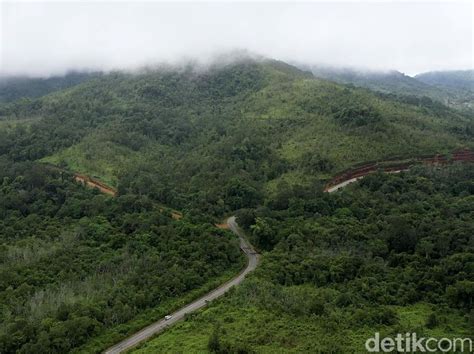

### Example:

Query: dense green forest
xmin=0 ymin=160 xmax=243 ymax=353
xmin=0 ymin=57 xmax=472 ymax=352
xmin=135 ymin=164 xmax=474 ymax=353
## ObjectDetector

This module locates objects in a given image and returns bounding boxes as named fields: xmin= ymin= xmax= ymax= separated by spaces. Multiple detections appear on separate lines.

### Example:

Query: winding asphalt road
xmin=104 ymin=216 xmax=259 ymax=354
xmin=326 ymin=169 xmax=409 ymax=193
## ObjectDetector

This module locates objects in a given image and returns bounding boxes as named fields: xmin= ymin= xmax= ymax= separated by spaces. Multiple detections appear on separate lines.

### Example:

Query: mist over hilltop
xmin=1 ymin=1 xmax=472 ymax=78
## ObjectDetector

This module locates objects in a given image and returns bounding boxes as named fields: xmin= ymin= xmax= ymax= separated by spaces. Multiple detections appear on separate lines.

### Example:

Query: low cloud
xmin=1 ymin=1 xmax=472 ymax=77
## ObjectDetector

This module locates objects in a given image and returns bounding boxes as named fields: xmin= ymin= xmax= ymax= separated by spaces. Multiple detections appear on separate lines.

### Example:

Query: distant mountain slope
xmin=305 ymin=65 xmax=473 ymax=111
xmin=0 ymin=71 xmax=100 ymax=103
xmin=308 ymin=66 xmax=439 ymax=96
xmin=415 ymin=70 xmax=473 ymax=92
xmin=414 ymin=70 xmax=474 ymax=111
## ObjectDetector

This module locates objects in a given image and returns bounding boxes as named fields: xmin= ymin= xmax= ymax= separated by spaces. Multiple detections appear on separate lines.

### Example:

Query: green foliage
xmin=136 ymin=165 xmax=474 ymax=353
xmin=207 ymin=326 xmax=221 ymax=353
xmin=332 ymin=101 xmax=382 ymax=127
xmin=0 ymin=161 xmax=242 ymax=353
xmin=0 ymin=72 xmax=99 ymax=103
xmin=425 ymin=313 xmax=439 ymax=329
xmin=310 ymin=66 xmax=474 ymax=112
xmin=0 ymin=58 xmax=471 ymax=214
xmin=0 ymin=58 xmax=472 ymax=353
xmin=415 ymin=70 xmax=474 ymax=93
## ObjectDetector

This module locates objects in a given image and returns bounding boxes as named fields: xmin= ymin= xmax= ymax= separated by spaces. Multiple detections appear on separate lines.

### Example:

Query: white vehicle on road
xmin=105 ymin=216 xmax=259 ymax=354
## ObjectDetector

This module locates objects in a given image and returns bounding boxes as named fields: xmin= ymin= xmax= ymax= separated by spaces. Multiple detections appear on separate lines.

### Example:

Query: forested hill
xmin=306 ymin=65 xmax=474 ymax=112
xmin=0 ymin=57 xmax=472 ymax=215
xmin=0 ymin=71 xmax=100 ymax=103
xmin=308 ymin=65 xmax=443 ymax=98
xmin=415 ymin=69 xmax=473 ymax=92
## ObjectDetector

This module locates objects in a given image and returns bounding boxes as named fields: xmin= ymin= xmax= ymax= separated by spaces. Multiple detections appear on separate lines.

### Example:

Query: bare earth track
xmin=325 ymin=148 xmax=473 ymax=192
xmin=74 ymin=174 xmax=117 ymax=196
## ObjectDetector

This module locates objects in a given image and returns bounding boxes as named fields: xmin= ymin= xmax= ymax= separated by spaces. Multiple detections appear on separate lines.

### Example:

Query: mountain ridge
xmin=302 ymin=64 xmax=473 ymax=111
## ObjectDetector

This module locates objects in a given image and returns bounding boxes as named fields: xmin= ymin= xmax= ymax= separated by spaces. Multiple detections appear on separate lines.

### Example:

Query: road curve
xmin=326 ymin=176 xmax=365 ymax=193
xmin=326 ymin=169 xmax=408 ymax=193
xmin=104 ymin=216 xmax=259 ymax=354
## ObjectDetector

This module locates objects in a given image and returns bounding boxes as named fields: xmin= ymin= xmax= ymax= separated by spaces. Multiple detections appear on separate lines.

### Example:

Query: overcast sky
xmin=1 ymin=1 xmax=472 ymax=77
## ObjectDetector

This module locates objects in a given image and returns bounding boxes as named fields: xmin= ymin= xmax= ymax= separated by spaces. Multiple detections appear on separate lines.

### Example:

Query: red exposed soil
xmin=74 ymin=173 xmax=184 ymax=219
xmin=74 ymin=174 xmax=117 ymax=196
xmin=215 ymin=223 xmax=230 ymax=230
xmin=324 ymin=148 xmax=474 ymax=192
xmin=171 ymin=212 xmax=183 ymax=220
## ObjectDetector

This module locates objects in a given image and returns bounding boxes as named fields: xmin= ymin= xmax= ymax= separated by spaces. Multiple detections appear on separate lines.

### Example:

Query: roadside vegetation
xmin=135 ymin=164 xmax=474 ymax=353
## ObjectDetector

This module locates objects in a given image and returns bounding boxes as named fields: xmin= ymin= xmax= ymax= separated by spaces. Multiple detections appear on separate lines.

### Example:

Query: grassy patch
xmin=133 ymin=299 xmax=472 ymax=354
xmin=41 ymin=138 xmax=134 ymax=187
